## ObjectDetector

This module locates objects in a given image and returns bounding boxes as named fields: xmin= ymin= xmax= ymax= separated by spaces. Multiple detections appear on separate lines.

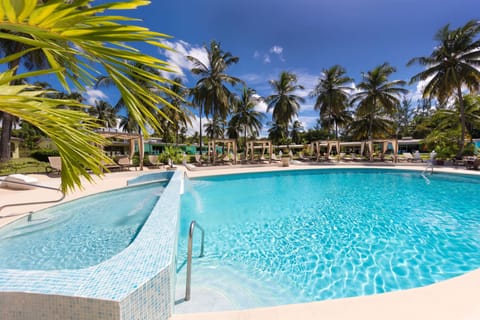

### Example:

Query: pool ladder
xmin=421 ymin=161 xmax=434 ymax=184
xmin=185 ymin=220 xmax=205 ymax=301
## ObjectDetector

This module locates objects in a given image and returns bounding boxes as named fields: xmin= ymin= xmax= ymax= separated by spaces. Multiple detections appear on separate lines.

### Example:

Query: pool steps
xmin=185 ymin=220 xmax=205 ymax=301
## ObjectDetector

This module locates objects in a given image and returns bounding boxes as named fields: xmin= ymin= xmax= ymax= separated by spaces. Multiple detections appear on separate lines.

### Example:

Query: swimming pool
xmin=0 ymin=171 xmax=183 ymax=320
xmin=0 ymin=182 xmax=166 ymax=270
xmin=177 ymin=169 xmax=480 ymax=312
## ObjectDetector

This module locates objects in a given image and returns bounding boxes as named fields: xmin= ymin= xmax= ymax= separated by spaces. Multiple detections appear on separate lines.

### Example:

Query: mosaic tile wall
xmin=0 ymin=170 xmax=182 ymax=320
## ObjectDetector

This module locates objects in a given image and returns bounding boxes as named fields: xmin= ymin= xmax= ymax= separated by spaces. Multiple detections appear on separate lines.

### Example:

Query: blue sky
xmin=90 ymin=0 xmax=479 ymax=134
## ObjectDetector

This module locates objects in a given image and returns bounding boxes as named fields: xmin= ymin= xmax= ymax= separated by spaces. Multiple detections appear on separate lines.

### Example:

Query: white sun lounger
xmin=1 ymin=174 xmax=39 ymax=190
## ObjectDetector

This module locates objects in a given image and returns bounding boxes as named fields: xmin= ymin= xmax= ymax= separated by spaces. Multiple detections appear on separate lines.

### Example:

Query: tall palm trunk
xmin=335 ymin=121 xmax=338 ymax=141
xmin=199 ymin=106 xmax=203 ymax=156
xmin=456 ymin=86 xmax=466 ymax=158
xmin=368 ymin=102 xmax=375 ymax=161
xmin=0 ymin=58 xmax=21 ymax=162
xmin=0 ymin=113 xmax=13 ymax=161
xmin=244 ymin=125 xmax=248 ymax=157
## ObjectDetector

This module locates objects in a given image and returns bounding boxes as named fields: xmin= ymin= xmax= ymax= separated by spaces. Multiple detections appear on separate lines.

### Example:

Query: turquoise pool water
xmin=0 ymin=181 xmax=166 ymax=270
xmin=178 ymin=169 xmax=480 ymax=310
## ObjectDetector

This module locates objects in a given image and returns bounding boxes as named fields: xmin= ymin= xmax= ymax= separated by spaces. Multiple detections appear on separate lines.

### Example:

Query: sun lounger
xmin=46 ymin=156 xmax=62 ymax=175
xmin=352 ymin=154 xmax=367 ymax=161
xmin=1 ymin=174 xmax=39 ymax=190
xmin=116 ymin=156 xmax=134 ymax=171
xmin=270 ymin=153 xmax=281 ymax=162
xmin=464 ymin=156 xmax=479 ymax=170
xmin=146 ymin=155 xmax=163 ymax=169
xmin=399 ymin=152 xmax=413 ymax=162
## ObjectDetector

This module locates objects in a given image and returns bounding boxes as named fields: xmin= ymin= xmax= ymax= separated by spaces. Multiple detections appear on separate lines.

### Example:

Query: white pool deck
xmin=1 ymin=163 xmax=479 ymax=320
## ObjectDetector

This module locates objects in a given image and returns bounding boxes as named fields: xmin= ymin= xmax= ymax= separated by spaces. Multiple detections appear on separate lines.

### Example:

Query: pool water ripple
xmin=0 ymin=182 xmax=166 ymax=270
xmin=178 ymin=169 xmax=480 ymax=311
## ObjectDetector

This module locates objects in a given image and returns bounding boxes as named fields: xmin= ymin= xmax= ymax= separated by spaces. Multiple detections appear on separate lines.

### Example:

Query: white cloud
xmin=253 ymin=45 xmax=285 ymax=64
xmin=270 ymin=45 xmax=285 ymax=62
xmin=297 ymin=115 xmax=319 ymax=130
xmin=160 ymin=40 xmax=208 ymax=80
xmin=253 ymin=95 xmax=269 ymax=113
xmin=186 ymin=114 xmax=209 ymax=136
xmin=294 ymin=71 xmax=318 ymax=98
xmin=270 ymin=45 xmax=283 ymax=55
xmin=408 ymin=77 xmax=432 ymax=102
xmin=83 ymin=87 xmax=107 ymax=105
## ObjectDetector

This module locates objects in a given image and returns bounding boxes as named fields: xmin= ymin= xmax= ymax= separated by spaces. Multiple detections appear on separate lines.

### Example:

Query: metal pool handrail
xmin=0 ymin=180 xmax=65 ymax=215
xmin=185 ymin=220 xmax=205 ymax=301
xmin=421 ymin=161 xmax=434 ymax=184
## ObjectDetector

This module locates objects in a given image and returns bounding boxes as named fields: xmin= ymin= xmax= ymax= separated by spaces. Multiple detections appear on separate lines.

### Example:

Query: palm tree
xmin=290 ymin=120 xmax=304 ymax=144
xmin=161 ymin=77 xmax=192 ymax=145
xmin=204 ymin=117 xmax=225 ymax=139
xmin=425 ymin=94 xmax=480 ymax=155
xmin=347 ymin=115 xmax=395 ymax=141
xmin=265 ymin=71 xmax=305 ymax=139
xmin=0 ymin=0 xmax=176 ymax=191
xmin=351 ymin=63 xmax=407 ymax=159
xmin=188 ymin=40 xmax=241 ymax=154
xmin=89 ymin=100 xmax=117 ymax=129
xmin=0 ymin=28 xmax=49 ymax=161
xmin=309 ymin=65 xmax=353 ymax=140
xmin=408 ymin=20 xmax=480 ymax=158
xmin=230 ymin=87 xmax=265 ymax=153
xmin=95 ymin=61 xmax=164 ymax=118
xmin=394 ymin=98 xmax=415 ymax=138
xmin=267 ymin=122 xmax=287 ymax=145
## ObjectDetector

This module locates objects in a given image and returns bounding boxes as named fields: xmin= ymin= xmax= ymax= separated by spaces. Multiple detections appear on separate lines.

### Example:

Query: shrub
xmin=30 ymin=149 xmax=60 ymax=162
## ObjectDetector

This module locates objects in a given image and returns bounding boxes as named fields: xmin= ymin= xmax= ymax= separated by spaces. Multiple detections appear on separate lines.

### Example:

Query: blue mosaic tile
xmin=0 ymin=170 xmax=183 ymax=320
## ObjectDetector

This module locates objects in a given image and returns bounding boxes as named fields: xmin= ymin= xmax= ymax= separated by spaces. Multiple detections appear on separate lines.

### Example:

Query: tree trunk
xmin=199 ymin=105 xmax=203 ymax=156
xmin=0 ymin=113 xmax=13 ymax=162
xmin=456 ymin=86 xmax=466 ymax=159
xmin=368 ymin=102 xmax=375 ymax=161
xmin=244 ymin=125 xmax=248 ymax=157
xmin=335 ymin=121 xmax=338 ymax=141
xmin=1 ymin=58 xmax=21 ymax=162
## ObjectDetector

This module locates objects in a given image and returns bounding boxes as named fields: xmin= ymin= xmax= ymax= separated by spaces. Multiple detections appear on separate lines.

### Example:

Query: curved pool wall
xmin=0 ymin=170 xmax=182 ymax=320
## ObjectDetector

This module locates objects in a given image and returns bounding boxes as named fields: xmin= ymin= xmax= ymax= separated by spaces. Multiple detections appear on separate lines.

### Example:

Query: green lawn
xmin=0 ymin=158 xmax=49 ymax=176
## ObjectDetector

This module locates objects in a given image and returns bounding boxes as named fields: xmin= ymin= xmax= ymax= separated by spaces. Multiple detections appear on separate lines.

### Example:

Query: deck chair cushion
xmin=2 ymin=174 xmax=39 ymax=190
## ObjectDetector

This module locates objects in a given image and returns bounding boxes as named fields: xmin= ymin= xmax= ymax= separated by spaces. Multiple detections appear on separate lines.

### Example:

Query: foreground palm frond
xmin=0 ymin=70 xmax=110 ymax=192
xmin=0 ymin=0 xmax=176 ymax=134
xmin=0 ymin=0 xmax=179 ymax=190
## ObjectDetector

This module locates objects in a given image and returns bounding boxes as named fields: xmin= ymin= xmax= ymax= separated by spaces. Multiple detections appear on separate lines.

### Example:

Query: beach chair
xmin=46 ymin=156 xmax=62 ymax=175
xmin=146 ymin=155 xmax=163 ymax=169
xmin=412 ymin=152 xmax=423 ymax=162
xmin=398 ymin=152 xmax=413 ymax=162
xmin=297 ymin=152 xmax=310 ymax=161
xmin=342 ymin=153 xmax=354 ymax=161
xmin=464 ymin=156 xmax=479 ymax=170
xmin=352 ymin=153 xmax=367 ymax=161
xmin=117 ymin=156 xmax=134 ymax=171
xmin=194 ymin=154 xmax=204 ymax=166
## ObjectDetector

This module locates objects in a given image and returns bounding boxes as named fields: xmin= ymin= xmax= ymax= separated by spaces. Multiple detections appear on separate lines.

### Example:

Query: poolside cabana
xmin=207 ymin=139 xmax=237 ymax=165
xmin=311 ymin=140 xmax=340 ymax=161
xmin=339 ymin=141 xmax=364 ymax=154
xmin=365 ymin=139 xmax=398 ymax=162
xmin=245 ymin=140 xmax=273 ymax=163
xmin=397 ymin=138 xmax=424 ymax=154
xmin=97 ymin=130 xmax=144 ymax=170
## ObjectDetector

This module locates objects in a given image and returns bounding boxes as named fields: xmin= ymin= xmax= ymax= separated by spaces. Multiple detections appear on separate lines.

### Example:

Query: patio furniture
xmin=46 ymin=156 xmax=62 ymax=175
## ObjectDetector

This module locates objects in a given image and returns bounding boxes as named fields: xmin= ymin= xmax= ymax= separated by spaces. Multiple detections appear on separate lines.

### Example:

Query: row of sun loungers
xmin=46 ymin=156 xmax=137 ymax=175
